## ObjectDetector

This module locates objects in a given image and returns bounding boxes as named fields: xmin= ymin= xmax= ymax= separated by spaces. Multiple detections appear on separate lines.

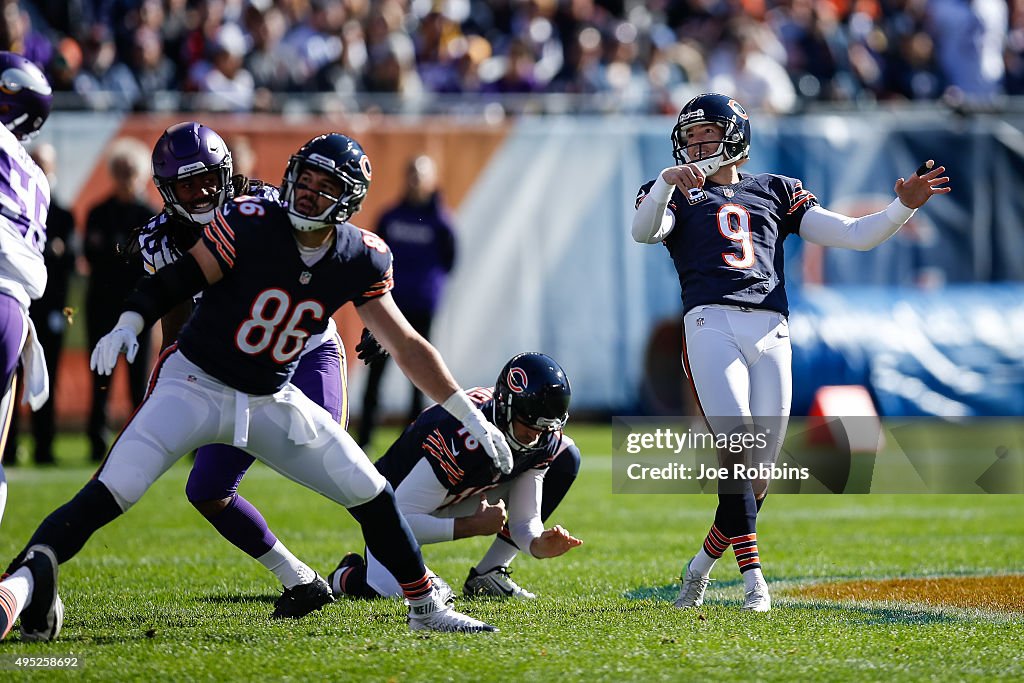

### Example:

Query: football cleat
xmin=673 ymin=560 xmax=711 ymax=609
xmin=19 ymin=544 xmax=63 ymax=641
xmin=463 ymin=566 xmax=536 ymax=599
xmin=407 ymin=586 xmax=497 ymax=633
xmin=742 ymin=579 xmax=771 ymax=612
xmin=272 ymin=575 xmax=335 ymax=619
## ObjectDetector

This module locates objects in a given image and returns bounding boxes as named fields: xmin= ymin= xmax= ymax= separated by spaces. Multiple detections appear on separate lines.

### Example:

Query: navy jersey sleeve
xmin=350 ymin=227 xmax=394 ymax=307
xmin=199 ymin=205 xmax=243 ymax=272
xmin=635 ymin=179 xmax=656 ymax=209
xmin=775 ymin=175 xmax=819 ymax=236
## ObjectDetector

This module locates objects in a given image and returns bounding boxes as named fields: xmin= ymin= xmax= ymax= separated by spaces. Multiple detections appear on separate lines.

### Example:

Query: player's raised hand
xmin=530 ymin=525 xmax=583 ymax=559
xmin=662 ymin=164 xmax=706 ymax=193
xmin=90 ymin=326 xmax=139 ymax=375
xmin=894 ymin=160 xmax=951 ymax=209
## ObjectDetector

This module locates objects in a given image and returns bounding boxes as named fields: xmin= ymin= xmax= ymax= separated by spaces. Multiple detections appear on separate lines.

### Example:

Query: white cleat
xmin=742 ymin=579 xmax=772 ymax=612
xmin=463 ymin=566 xmax=536 ymax=599
xmin=407 ymin=585 xmax=497 ymax=633
xmin=673 ymin=561 xmax=711 ymax=608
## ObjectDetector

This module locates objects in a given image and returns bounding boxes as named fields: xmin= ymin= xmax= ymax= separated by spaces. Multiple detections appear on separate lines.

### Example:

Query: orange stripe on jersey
xmin=423 ymin=443 xmax=461 ymax=486
xmin=210 ymin=213 xmax=237 ymax=256
xmin=361 ymin=267 xmax=394 ymax=299
xmin=787 ymin=190 xmax=817 ymax=215
xmin=204 ymin=225 xmax=235 ymax=269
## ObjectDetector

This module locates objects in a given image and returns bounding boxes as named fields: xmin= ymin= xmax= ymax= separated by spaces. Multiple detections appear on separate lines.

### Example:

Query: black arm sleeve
xmin=122 ymin=253 xmax=209 ymax=327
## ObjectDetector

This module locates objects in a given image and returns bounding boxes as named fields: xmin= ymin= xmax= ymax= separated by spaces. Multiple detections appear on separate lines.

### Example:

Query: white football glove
xmin=442 ymin=390 xmax=514 ymax=474
xmin=90 ymin=313 xmax=144 ymax=375
xmin=462 ymin=408 xmax=514 ymax=475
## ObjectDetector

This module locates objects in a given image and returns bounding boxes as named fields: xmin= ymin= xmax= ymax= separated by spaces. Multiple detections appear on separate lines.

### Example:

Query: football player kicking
xmin=632 ymin=93 xmax=950 ymax=612
xmin=128 ymin=121 xmax=365 ymax=619
xmin=0 ymin=132 xmax=513 ymax=640
xmin=328 ymin=352 xmax=583 ymax=601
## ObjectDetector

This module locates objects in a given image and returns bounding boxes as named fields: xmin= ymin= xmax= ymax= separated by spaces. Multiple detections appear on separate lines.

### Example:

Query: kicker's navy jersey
xmin=374 ymin=387 xmax=562 ymax=497
xmin=176 ymin=196 xmax=393 ymax=394
xmin=636 ymin=172 xmax=818 ymax=317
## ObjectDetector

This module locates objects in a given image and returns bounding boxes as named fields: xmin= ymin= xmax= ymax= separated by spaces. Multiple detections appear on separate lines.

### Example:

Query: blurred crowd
xmin=0 ymin=0 xmax=1020 ymax=114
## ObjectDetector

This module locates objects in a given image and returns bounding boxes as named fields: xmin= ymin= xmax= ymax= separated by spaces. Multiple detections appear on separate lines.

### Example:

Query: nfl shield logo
xmin=723 ymin=187 xmax=735 ymax=198
xmin=299 ymin=271 xmax=312 ymax=285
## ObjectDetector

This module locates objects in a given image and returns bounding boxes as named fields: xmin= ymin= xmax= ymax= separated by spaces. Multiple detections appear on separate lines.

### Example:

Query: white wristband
xmin=116 ymin=311 xmax=145 ymax=336
xmin=441 ymin=389 xmax=476 ymax=422
xmin=884 ymin=197 xmax=916 ymax=226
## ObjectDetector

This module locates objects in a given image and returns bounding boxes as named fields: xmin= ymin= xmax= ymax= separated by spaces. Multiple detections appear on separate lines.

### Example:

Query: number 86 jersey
xmin=177 ymin=196 xmax=393 ymax=395
xmin=636 ymin=172 xmax=818 ymax=317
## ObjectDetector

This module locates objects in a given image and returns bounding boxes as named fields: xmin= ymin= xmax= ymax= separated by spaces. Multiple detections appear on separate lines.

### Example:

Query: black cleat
xmin=19 ymin=545 xmax=63 ymax=641
xmin=272 ymin=575 xmax=334 ymax=619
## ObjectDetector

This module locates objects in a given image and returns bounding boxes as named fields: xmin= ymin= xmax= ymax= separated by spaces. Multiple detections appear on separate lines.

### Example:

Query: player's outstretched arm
xmin=90 ymin=243 xmax=219 ymax=375
xmin=358 ymin=294 xmax=513 ymax=473
xmin=799 ymin=160 xmax=950 ymax=251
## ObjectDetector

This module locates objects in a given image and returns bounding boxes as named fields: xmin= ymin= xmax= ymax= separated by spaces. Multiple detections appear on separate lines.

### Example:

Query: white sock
xmin=257 ymin=541 xmax=315 ymax=588
xmin=0 ymin=467 xmax=7 ymax=529
xmin=1 ymin=567 xmax=34 ymax=621
xmin=475 ymin=539 xmax=519 ymax=573
xmin=743 ymin=567 xmax=766 ymax=592
xmin=688 ymin=549 xmax=718 ymax=578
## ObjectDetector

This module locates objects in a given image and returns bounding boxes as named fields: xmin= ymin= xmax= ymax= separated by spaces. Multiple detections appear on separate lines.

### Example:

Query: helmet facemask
xmin=156 ymin=162 xmax=233 ymax=225
xmin=282 ymin=158 xmax=367 ymax=232
xmin=671 ymin=119 xmax=746 ymax=177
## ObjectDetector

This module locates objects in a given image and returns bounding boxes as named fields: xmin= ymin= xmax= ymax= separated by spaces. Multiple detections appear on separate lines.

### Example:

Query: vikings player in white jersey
xmin=633 ymin=93 xmax=950 ymax=612
xmin=127 ymin=121 xmax=347 ymax=619
xmin=0 ymin=133 xmax=512 ymax=639
xmin=0 ymin=51 xmax=59 ymax=642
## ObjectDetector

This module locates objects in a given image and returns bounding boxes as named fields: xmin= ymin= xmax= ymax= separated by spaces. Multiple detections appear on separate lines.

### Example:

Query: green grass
xmin=1 ymin=425 xmax=1022 ymax=681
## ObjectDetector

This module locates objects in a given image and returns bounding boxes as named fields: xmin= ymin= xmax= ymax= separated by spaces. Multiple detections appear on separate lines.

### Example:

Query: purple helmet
xmin=0 ymin=52 xmax=53 ymax=142
xmin=152 ymin=121 xmax=233 ymax=224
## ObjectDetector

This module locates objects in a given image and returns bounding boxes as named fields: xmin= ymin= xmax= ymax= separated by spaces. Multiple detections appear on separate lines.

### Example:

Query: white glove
xmin=90 ymin=312 xmax=144 ymax=376
xmin=463 ymin=408 xmax=514 ymax=475
xmin=442 ymin=390 xmax=514 ymax=474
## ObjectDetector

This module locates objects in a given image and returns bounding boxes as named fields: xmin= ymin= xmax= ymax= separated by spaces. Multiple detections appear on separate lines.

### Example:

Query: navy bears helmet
xmin=671 ymin=93 xmax=751 ymax=176
xmin=281 ymin=133 xmax=371 ymax=232
xmin=152 ymin=121 xmax=234 ymax=225
xmin=494 ymin=352 xmax=571 ymax=452
xmin=0 ymin=52 xmax=52 ymax=141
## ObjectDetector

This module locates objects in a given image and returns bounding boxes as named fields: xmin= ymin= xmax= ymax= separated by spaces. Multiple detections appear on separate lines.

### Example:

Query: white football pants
xmin=97 ymin=350 xmax=386 ymax=511
xmin=682 ymin=305 xmax=791 ymax=486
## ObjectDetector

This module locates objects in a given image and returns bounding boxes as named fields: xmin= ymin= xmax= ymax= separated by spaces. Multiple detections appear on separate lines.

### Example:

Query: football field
xmin=1 ymin=424 xmax=1021 ymax=681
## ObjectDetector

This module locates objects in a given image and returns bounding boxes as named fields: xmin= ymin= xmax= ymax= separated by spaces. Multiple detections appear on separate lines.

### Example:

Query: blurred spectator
xmin=358 ymin=154 xmax=456 ymax=448
xmin=2 ymin=143 xmax=77 ymax=466
xmin=84 ymin=138 xmax=155 ymax=462
xmin=927 ymin=0 xmax=1008 ymax=104
xmin=708 ymin=21 xmax=797 ymax=113
xmin=243 ymin=4 xmax=295 ymax=91
xmin=46 ymin=37 xmax=82 ymax=92
xmin=279 ymin=0 xmax=344 ymax=85
xmin=129 ymin=27 xmax=176 ymax=105
xmin=191 ymin=22 xmax=255 ymax=111
xmin=363 ymin=31 xmax=423 ymax=100
xmin=74 ymin=24 xmax=140 ymax=109
xmin=0 ymin=0 xmax=52 ymax=68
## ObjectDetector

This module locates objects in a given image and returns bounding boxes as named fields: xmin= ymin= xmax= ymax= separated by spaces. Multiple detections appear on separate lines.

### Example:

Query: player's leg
xmin=733 ymin=311 xmax=792 ymax=612
xmin=1 ymin=351 xmax=223 ymax=640
xmin=676 ymin=307 xmax=758 ymax=607
xmin=466 ymin=439 xmax=583 ymax=599
xmin=0 ymin=294 xmax=27 ymax=528
xmin=356 ymin=352 xmax=388 ymax=448
xmin=246 ymin=393 xmax=495 ymax=631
